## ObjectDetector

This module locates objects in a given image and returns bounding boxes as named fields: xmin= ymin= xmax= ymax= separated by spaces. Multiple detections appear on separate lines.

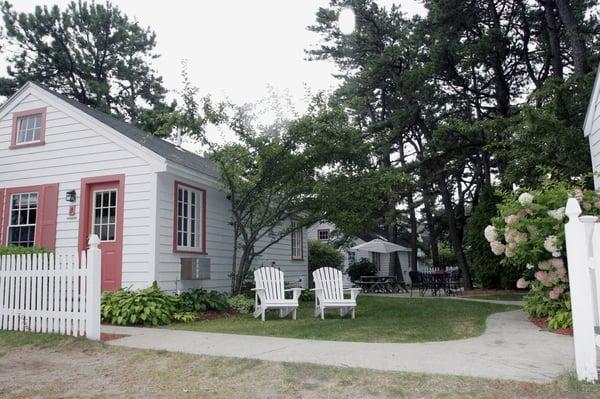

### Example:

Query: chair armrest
xmin=284 ymin=287 xmax=302 ymax=300
xmin=344 ymin=287 xmax=361 ymax=300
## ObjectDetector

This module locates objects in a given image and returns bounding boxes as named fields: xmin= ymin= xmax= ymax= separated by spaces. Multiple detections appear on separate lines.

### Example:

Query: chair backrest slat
xmin=254 ymin=267 xmax=285 ymax=301
xmin=313 ymin=267 xmax=344 ymax=301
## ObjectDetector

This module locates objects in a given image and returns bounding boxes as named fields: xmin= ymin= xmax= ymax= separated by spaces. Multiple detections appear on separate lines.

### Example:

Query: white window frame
xmin=291 ymin=221 xmax=303 ymax=260
xmin=7 ymin=192 xmax=38 ymax=247
xmin=318 ymin=229 xmax=330 ymax=241
xmin=92 ymin=189 xmax=118 ymax=242
xmin=16 ymin=113 xmax=43 ymax=145
xmin=176 ymin=184 xmax=205 ymax=253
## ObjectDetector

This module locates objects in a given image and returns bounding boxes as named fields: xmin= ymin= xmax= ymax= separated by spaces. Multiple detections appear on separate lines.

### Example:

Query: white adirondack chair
xmin=312 ymin=267 xmax=361 ymax=319
xmin=252 ymin=267 xmax=302 ymax=321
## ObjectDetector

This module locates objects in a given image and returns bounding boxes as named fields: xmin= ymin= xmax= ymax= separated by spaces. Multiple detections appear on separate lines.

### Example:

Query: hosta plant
xmin=228 ymin=294 xmax=254 ymax=314
xmin=101 ymin=282 xmax=180 ymax=326
xmin=486 ymin=179 xmax=600 ymax=329
xmin=177 ymin=288 xmax=230 ymax=313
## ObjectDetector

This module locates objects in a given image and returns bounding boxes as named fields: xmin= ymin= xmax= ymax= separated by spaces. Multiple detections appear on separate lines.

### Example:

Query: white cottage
xmin=584 ymin=65 xmax=600 ymax=189
xmin=0 ymin=82 xmax=308 ymax=293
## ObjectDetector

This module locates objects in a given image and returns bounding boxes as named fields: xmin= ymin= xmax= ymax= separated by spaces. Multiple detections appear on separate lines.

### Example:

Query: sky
xmin=4 ymin=0 xmax=426 ymax=146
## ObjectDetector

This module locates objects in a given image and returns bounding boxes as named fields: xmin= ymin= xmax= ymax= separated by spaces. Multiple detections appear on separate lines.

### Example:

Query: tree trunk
xmin=422 ymin=189 xmax=440 ymax=268
xmin=555 ymin=0 xmax=590 ymax=74
xmin=233 ymin=246 xmax=253 ymax=295
xmin=542 ymin=0 xmax=564 ymax=79
xmin=407 ymin=194 xmax=419 ymax=271
xmin=439 ymin=181 xmax=473 ymax=290
xmin=230 ymin=224 xmax=239 ymax=294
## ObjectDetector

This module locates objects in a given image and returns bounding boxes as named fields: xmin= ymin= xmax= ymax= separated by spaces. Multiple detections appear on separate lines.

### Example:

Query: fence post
xmin=86 ymin=234 xmax=101 ymax=341
xmin=565 ymin=198 xmax=598 ymax=382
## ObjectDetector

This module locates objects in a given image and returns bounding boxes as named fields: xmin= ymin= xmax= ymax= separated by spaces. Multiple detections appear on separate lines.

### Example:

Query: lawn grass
xmin=0 ymin=330 xmax=70 ymax=348
xmin=170 ymin=296 xmax=518 ymax=343
xmin=1 ymin=332 xmax=598 ymax=398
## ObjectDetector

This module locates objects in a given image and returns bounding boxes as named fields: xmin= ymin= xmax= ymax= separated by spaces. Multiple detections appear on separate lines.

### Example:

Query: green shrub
xmin=178 ymin=288 xmax=230 ymax=313
xmin=308 ymin=240 xmax=344 ymax=273
xmin=228 ymin=294 xmax=254 ymax=314
xmin=464 ymin=187 xmax=506 ymax=289
xmin=172 ymin=311 xmax=198 ymax=323
xmin=346 ymin=258 xmax=377 ymax=282
xmin=300 ymin=289 xmax=315 ymax=302
xmin=437 ymin=242 xmax=456 ymax=269
xmin=0 ymin=246 xmax=50 ymax=256
xmin=488 ymin=179 xmax=599 ymax=329
xmin=101 ymin=282 xmax=180 ymax=326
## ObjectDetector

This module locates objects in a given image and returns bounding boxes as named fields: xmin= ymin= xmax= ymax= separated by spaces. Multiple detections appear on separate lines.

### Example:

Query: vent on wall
xmin=181 ymin=258 xmax=211 ymax=280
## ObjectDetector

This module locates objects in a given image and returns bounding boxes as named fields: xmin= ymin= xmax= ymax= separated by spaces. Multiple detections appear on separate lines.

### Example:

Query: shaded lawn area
xmin=1 ymin=331 xmax=598 ymax=399
xmin=170 ymin=296 xmax=518 ymax=343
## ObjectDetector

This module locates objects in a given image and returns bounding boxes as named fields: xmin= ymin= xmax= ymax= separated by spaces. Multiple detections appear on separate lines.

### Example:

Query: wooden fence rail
xmin=0 ymin=235 xmax=101 ymax=340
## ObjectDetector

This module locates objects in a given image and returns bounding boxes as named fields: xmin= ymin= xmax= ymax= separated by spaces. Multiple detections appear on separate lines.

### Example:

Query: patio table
xmin=357 ymin=276 xmax=407 ymax=293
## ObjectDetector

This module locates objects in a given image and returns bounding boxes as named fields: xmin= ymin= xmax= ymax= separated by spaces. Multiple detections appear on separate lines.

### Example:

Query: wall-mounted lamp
xmin=66 ymin=190 xmax=77 ymax=202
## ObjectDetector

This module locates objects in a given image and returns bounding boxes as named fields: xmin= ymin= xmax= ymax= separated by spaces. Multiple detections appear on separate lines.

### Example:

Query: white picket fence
xmin=565 ymin=198 xmax=600 ymax=382
xmin=0 ymin=235 xmax=101 ymax=340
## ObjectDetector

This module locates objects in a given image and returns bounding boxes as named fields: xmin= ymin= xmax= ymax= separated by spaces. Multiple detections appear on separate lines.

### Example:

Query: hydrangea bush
xmin=485 ymin=180 xmax=600 ymax=329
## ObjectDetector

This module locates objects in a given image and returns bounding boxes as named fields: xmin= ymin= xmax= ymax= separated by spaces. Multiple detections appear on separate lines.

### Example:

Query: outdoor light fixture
xmin=66 ymin=190 xmax=77 ymax=202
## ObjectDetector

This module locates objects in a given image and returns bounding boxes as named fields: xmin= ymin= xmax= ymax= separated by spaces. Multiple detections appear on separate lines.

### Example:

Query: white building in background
xmin=307 ymin=221 xmax=428 ymax=284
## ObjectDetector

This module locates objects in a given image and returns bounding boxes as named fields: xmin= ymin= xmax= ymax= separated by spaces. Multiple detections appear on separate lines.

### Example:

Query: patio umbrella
xmin=350 ymin=238 xmax=410 ymax=253
xmin=350 ymin=238 xmax=410 ymax=288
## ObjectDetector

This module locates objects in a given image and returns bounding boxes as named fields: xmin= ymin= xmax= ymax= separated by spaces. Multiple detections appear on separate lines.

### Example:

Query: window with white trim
xmin=176 ymin=184 xmax=204 ymax=252
xmin=291 ymin=221 xmax=303 ymax=260
xmin=7 ymin=192 xmax=38 ymax=247
xmin=93 ymin=190 xmax=117 ymax=241
xmin=16 ymin=113 xmax=43 ymax=145
xmin=318 ymin=229 xmax=330 ymax=241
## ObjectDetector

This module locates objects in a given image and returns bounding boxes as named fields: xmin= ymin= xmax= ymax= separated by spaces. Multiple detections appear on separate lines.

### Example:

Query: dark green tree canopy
xmin=0 ymin=1 xmax=167 ymax=123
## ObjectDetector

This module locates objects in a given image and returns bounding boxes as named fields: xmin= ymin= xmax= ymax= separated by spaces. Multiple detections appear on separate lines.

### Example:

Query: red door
xmin=86 ymin=181 xmax=123 ymax=291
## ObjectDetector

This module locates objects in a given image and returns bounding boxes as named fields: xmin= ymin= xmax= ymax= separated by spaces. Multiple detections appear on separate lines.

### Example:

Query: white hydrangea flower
xmin=518 ymin=192 xmax=534 ymax=206
xmin=543 ymin=235 xmax=560 ymax=254
xmin=484 ymin=225 xmax=497 ymax=243
xmin=547 ymin=207 xmax=565 ymax=220
xmin=490 ymin=241 xmax=506 ymax=256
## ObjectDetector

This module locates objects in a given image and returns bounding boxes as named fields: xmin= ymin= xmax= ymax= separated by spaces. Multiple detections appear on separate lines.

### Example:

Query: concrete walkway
xmin=102 ymin=309 xmax=574 ymax=383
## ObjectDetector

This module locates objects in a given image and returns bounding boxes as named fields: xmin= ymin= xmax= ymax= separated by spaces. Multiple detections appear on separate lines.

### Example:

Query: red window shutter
xmin=38 ymin=184 xmax=59 ymax=251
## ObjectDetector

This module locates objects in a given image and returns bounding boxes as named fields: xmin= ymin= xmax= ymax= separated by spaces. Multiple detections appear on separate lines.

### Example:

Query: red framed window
xmin=7 ymin=192 xmax=38 ymax=247
xmin=317 ymin=229 xmax=330 ymax=241
xmin=173 ymin=181 xmax=206 ymax=254
xmin=10 ymin=107 xmax=47 ymax=149
xmin=1 ymin=184 xmax=58 ymax=250
xmin=291 ymin=221 xmax=303 ymax=260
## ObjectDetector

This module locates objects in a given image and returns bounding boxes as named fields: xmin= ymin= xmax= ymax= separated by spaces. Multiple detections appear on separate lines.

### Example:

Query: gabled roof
xmin=31 ymin=82 xmax=219 ymax=178
xmin=584 ymin=63 xmax=600 ymax=137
